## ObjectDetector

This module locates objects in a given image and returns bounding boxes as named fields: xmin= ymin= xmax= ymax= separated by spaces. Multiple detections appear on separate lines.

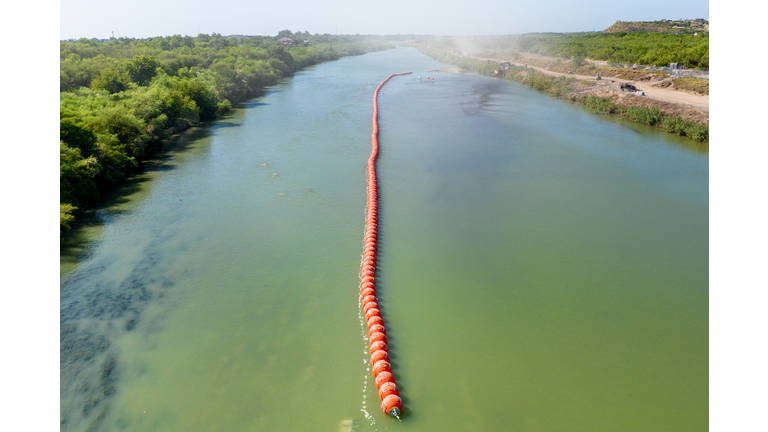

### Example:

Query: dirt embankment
xmin=481 ymin=52 xmax=706 ymax=99
xmin=567 ymin=88 xmax=709 ymax=124
xmin=464 ymin=51 xmax=709 ymax=123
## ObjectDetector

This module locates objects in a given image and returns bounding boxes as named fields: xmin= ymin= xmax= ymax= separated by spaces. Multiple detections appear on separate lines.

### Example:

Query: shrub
xmin=625 ymin=106 xmax=663 ymax=125
xmin=662 ymin=116 xmax=687 ymax=135
xmin=658 ymin=115 xmax=709 ymax=143
xmin=217 ymin=99 xmax=232 ymax=116
xmin=60 ymin=203 xmax=78 ymax=232
xmin=580 ymin=95 xmax=619 ymax=113
xmin=685 ymin=122 xmax=708 ymax=142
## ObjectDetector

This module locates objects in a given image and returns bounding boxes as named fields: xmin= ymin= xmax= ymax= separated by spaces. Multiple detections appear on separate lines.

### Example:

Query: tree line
xmin=432 ymin=32 xmax=708 ymax=69
xmin=60 ymin=31 xmax=390 ymax=231
xmin=516 ymin=32 xmax=709 ymax=69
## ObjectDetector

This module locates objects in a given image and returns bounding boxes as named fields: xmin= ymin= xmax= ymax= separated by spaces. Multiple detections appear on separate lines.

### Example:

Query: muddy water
xmin=61 ymin=46 xmax=708 ymax=432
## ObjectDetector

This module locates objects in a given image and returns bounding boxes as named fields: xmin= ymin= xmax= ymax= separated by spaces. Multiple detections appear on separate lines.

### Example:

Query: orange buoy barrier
xmin=375 ymin=370 xmax=395 ymax=388
xmin=378 ymin=381 xmax=399 ymax=400
xmin=360 ymin=71 xmax=411 ymax=419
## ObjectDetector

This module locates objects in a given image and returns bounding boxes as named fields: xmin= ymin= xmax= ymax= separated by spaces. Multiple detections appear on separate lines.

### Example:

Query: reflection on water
xmin=61 ymin=47 xmax=708 ymax=432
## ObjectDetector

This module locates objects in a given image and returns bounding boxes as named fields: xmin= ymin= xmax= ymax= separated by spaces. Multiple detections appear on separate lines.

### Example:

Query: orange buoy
xmin=367 ymin=315 xmax=384 ymax=328
xmin=381 ymin=394 xmax=404 ymax=417
xmin=369 ymin=324 xmax=386 ymax=338
xmin=362 ymin=299 xmax=378 ymax=312
xmin=372 ymin=359 xmax=391 ymax=377
xmin=365 ymin=308 xmax=381 ymax=321
xmin=375 ymin=371 xmax=395 ymax=389
xmin=378 ymin=381 xmax=399 ymax=400
xmin=359 ymin=72 xmax=411 ymax=418
xmin=371 ymin=349 xmax=389 ymax=364
xmin=370 ymin=339 xmax=387 ymax=352
xmin=369 ymin=331 xmax=387 ymax=345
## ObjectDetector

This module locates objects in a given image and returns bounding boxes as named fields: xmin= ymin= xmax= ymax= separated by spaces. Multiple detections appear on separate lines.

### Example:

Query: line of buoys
xmin=361 ymin=72 xmax=411 ymax=419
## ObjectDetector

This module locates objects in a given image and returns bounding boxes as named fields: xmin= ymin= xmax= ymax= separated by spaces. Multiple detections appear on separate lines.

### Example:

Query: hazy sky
xmin=60 ymin=0 xmax=709 ymax=39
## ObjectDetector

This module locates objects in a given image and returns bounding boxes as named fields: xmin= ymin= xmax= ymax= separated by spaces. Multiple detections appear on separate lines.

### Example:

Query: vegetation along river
xmin=60 ymin=46 xmax=708 ymax=432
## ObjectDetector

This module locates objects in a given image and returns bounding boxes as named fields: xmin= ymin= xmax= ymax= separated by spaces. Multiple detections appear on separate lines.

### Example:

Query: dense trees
xmin=431 ymin=32 xmax=708 ymax=69
xmin=60 ymin=32 xmax=390 ymax=231
xmin=125 ymin=55 xmax=159 ymax=85
xmin=512 ymin=32 xmax=709 ymax=69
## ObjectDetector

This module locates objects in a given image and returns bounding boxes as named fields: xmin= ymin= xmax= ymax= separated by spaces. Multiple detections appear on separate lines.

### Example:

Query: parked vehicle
xmin=620 ymin=83 xmax=638 ymax=92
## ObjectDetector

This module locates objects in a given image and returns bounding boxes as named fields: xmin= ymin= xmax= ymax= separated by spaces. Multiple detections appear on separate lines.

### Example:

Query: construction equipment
xmin=620 ymin=83 xmax=638 ymax=92
xmin=494 ymin=62 xmax=512 ymax=77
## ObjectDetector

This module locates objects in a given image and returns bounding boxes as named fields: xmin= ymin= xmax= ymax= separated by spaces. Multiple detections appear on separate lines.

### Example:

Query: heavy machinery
xmin=494 ymin=62 xmax=512 ymax=77
xmin=620 ymin=83 xmax=638 ymax=92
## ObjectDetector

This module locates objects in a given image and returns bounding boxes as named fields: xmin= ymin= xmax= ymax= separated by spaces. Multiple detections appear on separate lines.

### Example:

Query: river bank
xmin=407 ymin=45 xmax=708 ymax=143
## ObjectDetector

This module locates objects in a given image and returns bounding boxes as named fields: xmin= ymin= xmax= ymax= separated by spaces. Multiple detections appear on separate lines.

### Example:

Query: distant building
xmin=279 ymin=38 xmax=295 ymax=45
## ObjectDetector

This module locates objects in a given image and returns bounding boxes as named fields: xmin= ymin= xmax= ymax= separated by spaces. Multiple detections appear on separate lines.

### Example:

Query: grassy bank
xmin=576 ymin=95 xmax=708 ymax=141
xmin=417 ymin=48 xmax=708 ymax=144
xmin=655 ymin=77 xmax=709 ymax=95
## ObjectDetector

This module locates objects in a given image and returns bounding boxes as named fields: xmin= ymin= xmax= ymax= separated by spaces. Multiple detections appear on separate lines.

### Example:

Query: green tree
xmin=267 ymin=45 xmax=294 ymax=69
xmin=173 ymin=79 xmax=219 ymax=121
xmin=60 ymin=119 xmax=98 ymax=157
xmin=60 ymin=203 xmax=78 ymax=232
xmin=60 ymin=141 xmax=101 ymax=207
xmin=126 ymin=55 xmax=159 ymax=85
xmin=571 ymin=54 xmax=585 ymax=69
xmin=91 ymin=68 xmax=129 ymax=93
xmin=88 ymin=105 xmax=149 ymax=158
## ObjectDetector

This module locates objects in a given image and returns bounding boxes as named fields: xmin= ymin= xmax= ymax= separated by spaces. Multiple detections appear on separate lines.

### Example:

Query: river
xmin=60 ymin=46 xmax=708 ymax=432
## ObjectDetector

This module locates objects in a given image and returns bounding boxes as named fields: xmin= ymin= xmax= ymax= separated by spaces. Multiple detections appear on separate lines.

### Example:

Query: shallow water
xmin=61 ymin=46 xmax=708 ymax=432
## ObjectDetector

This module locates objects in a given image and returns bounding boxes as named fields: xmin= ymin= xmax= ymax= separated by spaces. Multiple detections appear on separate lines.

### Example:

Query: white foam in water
xmin=358 ymin=283 xmax=378 ymax=428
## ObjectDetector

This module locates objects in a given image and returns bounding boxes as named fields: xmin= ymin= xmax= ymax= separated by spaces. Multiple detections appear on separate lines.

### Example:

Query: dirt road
xmin=479 ymin=56 xmax=709 ymax=111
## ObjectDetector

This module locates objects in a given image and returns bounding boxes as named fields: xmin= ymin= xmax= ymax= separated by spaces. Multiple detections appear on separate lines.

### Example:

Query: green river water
xmin=60 ymin=46 xmax=708 ymax=432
